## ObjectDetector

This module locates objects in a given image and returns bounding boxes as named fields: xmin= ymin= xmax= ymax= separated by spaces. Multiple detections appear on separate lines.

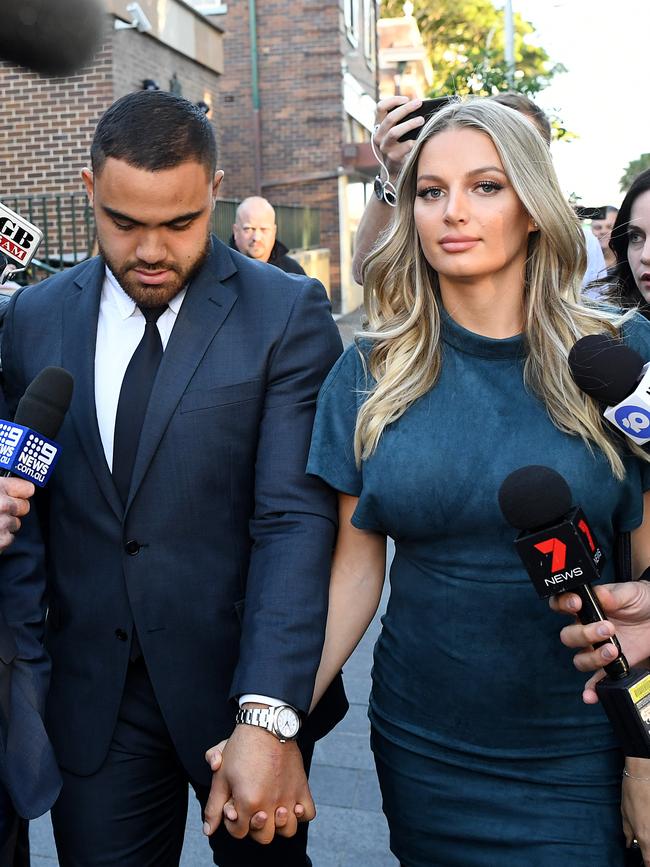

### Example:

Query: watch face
xmin=276 ymin=707 xmax=300 ymax=739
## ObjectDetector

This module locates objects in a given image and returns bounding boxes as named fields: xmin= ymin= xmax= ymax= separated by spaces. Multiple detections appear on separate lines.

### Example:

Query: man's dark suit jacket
xmin=0 ymin=387 xmax=61 ymax=821
xmin=2 ymin=237 xmax=343 ymax=786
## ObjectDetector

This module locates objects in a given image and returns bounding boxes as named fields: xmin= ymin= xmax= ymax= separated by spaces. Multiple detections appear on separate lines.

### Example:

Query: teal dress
xmin=307 ymin=310 xmax=650 ymax=867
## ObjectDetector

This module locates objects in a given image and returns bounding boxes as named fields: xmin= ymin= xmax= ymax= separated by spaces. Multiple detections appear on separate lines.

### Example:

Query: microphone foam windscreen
xmin=498 ymin=465 xmax=572 ymax=530
xmin=568 ymin=333 xmax=644 ymax=406
xmin=0 ymin=0 xmax=104 ymax=76
xmin=14 ymin=367 xmax=74 ymax=440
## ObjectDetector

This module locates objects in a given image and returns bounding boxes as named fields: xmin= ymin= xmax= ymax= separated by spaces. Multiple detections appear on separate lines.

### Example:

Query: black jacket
xmin=229 ymin=237 xmax=306 ymax=275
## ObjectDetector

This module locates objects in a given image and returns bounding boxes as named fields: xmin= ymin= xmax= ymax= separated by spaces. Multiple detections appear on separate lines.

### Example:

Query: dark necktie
xmin=112 ymin=304 xmax=167 ymax=506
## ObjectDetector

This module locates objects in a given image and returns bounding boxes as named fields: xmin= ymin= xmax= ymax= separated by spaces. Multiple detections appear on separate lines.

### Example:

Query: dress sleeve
xmin=307 ymin=344 xmax=368 ymax=497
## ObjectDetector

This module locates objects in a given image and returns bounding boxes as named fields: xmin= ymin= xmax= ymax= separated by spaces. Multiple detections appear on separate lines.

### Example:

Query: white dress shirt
xmin=94 ymin=267 xmax=186 ymax=470
xmin=94 ymin=267 xmax=288 ymax=712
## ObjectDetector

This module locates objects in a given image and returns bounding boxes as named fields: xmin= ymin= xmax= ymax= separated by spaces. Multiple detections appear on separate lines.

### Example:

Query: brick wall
xmin=0 ymin=17 xmax=114 ymax=198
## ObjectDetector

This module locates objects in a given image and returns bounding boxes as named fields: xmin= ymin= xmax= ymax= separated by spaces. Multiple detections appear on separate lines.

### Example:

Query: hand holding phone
xmin=395 ymin=96 xmax=458 ymax=142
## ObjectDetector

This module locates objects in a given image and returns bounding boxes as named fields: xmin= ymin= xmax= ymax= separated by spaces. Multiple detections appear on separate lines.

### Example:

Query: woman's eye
xmin=476 ymin=181 xmax=503 ymax=193
xmin=417 ymin=187 xmax=443 ymax=199
xmin=628 ymin=231 xmax=644 ymax=244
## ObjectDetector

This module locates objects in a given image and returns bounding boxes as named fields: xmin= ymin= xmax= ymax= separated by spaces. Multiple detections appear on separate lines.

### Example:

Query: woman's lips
xmin=439 ymin=236 xmax=480 ymax=253
xmin=133 ymin=269 xmax=172 ymax=285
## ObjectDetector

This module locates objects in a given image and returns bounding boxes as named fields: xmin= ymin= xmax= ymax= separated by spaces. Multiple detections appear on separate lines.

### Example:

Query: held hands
xmin=372 ymin=96 xmax=424 ymax=179
xmin=0 ymin=477 xmax=35 ymax=551
xmin=550 ymin=581 xmax=650 ymax=703
xmin=202 ymin=726 xmax=314 ymax=844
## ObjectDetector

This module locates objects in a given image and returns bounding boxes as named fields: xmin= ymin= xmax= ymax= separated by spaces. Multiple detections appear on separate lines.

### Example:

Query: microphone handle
xmin=574 ymin=584 xmax=629 ymax=679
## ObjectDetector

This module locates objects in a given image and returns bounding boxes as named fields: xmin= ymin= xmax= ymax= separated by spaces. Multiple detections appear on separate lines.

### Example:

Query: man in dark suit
xmin=0 ymin=438 xmax=61 ymax=866
xmin=2 ymin=90 xmax=343 ymax=866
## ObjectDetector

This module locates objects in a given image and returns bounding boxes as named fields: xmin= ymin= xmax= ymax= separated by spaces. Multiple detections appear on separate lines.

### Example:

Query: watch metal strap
xmin=236 ymin=706 xmax=274 ymax=732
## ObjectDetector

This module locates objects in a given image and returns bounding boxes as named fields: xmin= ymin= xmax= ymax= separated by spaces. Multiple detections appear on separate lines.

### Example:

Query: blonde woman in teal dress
xmin=306 ymin=100 xmax=650 ymax=866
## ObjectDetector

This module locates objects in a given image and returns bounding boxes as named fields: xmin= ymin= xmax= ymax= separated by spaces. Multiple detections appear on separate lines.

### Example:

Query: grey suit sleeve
xmin=229 ymin=278 xmax=343 ymax=713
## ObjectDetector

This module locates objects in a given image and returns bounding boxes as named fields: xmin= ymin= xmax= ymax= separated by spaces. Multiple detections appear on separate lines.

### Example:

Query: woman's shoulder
xmin=318 ymin=338 xmax=375 ymax=399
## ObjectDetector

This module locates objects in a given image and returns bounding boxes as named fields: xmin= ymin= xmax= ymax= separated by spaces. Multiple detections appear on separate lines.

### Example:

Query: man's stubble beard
xmin=98 ymin=234 xmax=212 ymax=307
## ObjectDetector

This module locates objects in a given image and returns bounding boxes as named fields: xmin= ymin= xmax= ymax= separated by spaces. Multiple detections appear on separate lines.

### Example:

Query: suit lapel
xmin=126 ymin=241 xmax=238 ymax=511
xmin=62 ymin=259 xmax=124 ymax=521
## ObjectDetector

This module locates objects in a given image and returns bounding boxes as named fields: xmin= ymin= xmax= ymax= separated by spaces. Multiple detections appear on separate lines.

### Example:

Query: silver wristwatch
xmin=235 ymin=705 xmax=301 ymax=742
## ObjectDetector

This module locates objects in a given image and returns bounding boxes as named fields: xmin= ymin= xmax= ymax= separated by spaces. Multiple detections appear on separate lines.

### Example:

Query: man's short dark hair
xmin=91 ymin=90 xmax=217 ymax=176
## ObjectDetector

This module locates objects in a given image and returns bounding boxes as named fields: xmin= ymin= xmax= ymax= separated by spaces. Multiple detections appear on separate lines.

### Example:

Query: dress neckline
xmin=441 ymin=308 xmax=525 ymax=359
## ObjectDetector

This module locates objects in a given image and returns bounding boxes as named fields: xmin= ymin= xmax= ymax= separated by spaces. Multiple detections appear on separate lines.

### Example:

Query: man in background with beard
xmin=2 ymin=90 xmax=344 ymax=867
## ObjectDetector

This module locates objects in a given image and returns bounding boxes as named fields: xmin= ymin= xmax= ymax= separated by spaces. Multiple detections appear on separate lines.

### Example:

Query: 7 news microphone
xmin=0 ymin=367 xmax=73 ymax=487
xmin=498 ymin=465 xmax=650 ymax=758
xmin=569 ymin=333 xmax=650 ymax=445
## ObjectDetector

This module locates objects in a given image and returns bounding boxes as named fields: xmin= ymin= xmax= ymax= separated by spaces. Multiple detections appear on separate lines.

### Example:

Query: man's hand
xmin=202 ymin=724 xmax=315 ymax=844
xmin=0 ymin=477 xmax=35 ymax=551
xmin=205 ymin=739 xmax=306 ymax=835
xmin=550 ymin=581 xmax=650 ymax=702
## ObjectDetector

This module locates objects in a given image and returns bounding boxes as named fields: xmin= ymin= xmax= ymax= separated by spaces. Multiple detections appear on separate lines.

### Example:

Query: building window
xmin=345 ymin=0 xmax=359 ymax=46
xmin=363 ymin=0 xmax=376 ymax=67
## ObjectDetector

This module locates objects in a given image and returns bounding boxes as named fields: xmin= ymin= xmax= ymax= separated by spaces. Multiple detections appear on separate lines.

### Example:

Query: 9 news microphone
xmin=569 ymin=333 xmax=650 ymax=445
xmin=498 ymin=465 xmax=650 ymax=758
xmin=0 ymin=367 xmax=73 ymax=487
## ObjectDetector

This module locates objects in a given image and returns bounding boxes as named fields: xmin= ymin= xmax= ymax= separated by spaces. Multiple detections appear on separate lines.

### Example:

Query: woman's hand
xmin=622 ymin=759 xmax=650 ymax=865
xmin=550 ymin=581 xmax=650 ymax=702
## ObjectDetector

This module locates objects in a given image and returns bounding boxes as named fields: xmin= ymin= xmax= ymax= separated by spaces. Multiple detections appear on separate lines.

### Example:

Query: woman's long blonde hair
xmin=356 ymin=98 xmax=642 ymax=479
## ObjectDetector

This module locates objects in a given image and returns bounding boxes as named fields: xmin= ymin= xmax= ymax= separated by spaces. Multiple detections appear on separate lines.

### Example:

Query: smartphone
xmin=396 ymin=96 xmax=458 ymax=143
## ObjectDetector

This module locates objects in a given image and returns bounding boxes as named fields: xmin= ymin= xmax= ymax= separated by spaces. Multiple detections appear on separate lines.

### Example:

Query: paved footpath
xmin=29 ymin=307 xmax=399 ymax=866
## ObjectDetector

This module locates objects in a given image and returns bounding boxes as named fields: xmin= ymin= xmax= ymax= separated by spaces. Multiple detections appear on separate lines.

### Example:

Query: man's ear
xmin=212 ymin=170 xmax=225 ymax=206
xmin=81 ymin=167 xmax=94 ymax=205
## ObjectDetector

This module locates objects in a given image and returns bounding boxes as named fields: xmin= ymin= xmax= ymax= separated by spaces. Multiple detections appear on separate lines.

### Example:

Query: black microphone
xmin=499 ymin=464 xmax=650 ymax=757
xmin=0 ymin=0 xmax=104 ymax=77
xmin=569 ymin=334 xmax=650 ymax=444
xmin=0 ymin=367 xmax=73 ymax=485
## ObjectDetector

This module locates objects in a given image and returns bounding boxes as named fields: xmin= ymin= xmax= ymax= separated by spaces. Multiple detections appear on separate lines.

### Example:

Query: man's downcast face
xmin=83 ymin=158 xmax=221 ymax=306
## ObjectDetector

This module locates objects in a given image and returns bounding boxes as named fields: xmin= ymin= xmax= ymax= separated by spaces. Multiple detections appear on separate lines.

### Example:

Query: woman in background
xmin=601 ymin=169 xmax=650 ymax=315
xmin=307 ymin=100 xmax=650 ymax=866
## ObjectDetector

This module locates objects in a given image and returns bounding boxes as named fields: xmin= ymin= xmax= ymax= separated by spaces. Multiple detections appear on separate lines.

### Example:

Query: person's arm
xmin=310 ymin=493 xmax=386 ymax=710
xmin=351 ymin=96 xmax=424 ymax=285
xmin=203 ymin=278 xmax=342 ymax=845
xmin=204 ymin=492 xmax=386 ymax=830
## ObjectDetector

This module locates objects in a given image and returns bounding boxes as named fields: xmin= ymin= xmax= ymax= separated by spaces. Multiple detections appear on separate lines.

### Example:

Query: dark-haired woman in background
xmin=600 ymin=169 xmax=650 ymax=315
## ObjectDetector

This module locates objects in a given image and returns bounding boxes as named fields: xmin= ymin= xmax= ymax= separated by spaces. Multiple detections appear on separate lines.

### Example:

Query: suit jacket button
xmin=115 ymin=629 xmax=128 ymax=641
xmin=124 ymin=540 xmax=140 ymax=555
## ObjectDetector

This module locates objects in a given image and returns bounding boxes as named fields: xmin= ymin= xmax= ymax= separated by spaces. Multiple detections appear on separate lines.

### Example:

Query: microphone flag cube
xmin=604 ymin=363 xmax=650 ymax=445
xmin=0 ymin=420 xmax=61 ymax=486
xmin=0 ymin=201 xmax=43 ymax=275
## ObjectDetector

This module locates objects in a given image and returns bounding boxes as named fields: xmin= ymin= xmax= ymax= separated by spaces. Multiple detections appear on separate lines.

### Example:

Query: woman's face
xmin=413 ymin=127 xmax=535 ymax=289
xmin=628 ymin=189 xmax=650 ymax=303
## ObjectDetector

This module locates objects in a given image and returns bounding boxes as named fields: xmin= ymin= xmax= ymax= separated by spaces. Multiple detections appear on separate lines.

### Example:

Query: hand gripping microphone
xmin=0 ymin=367 xmax=74 ymax=487
xmin=499 ymin=465 xmax=650 ymax=758
xmin=569 ymin=333 xmax=650 ymax=445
